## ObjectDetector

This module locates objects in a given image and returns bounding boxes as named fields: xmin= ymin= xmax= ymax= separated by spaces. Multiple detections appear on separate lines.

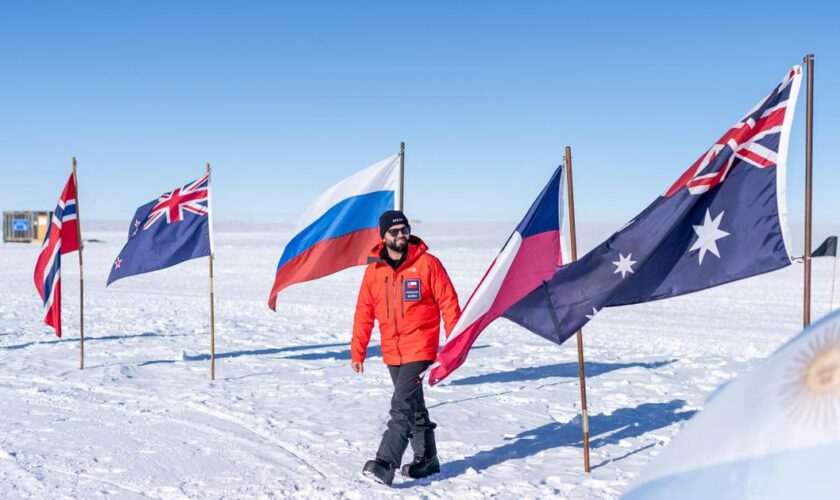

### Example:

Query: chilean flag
xmin=33 ymin=172 xmax=81 ymax=337
xmin=268 ymin=154 xmax=401 ymax=310
xmin=429 ymin=166 xmax=568 ymax=385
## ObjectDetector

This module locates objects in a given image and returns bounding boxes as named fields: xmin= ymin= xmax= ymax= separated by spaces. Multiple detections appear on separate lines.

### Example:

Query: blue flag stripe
xmin=276 ymin=190 xmax=394 ymax=270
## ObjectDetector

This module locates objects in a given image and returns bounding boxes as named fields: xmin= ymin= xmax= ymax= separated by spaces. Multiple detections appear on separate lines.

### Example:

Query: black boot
xmin=400 ymin=455 xmax=440 ymax=479
xmin=363 ymin=459 xmax=395 ymax=486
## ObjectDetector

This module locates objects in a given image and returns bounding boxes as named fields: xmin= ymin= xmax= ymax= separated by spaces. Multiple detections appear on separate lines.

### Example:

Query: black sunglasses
xmin=386 ymin=225 xmax=411 ymax=237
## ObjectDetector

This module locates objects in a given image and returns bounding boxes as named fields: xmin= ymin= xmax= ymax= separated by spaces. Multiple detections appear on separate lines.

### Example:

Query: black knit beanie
xmin=379 ymin=210 xmax=408 ymax=238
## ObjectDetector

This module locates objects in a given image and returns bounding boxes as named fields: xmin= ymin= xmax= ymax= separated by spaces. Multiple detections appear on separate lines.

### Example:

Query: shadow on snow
xmin=448 ymin=359 xmax=676 ymax=386
xmin=402 ymin=398 xmax=696 ymax=486
xmin=283 ymin=344 xmax=491 ymax=362
xmin=138 ymin=342 xmax=353 ymax=365
xmin=1 ymin=331 xmax=169 ymax=350
xmin=138 ymin=343 xmax=490 ymax=365
xmin=283 ymin=345 xmax=382 ymax=361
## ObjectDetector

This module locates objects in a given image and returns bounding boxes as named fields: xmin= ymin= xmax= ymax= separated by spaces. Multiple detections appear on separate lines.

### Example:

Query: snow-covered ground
xmin=0 ymin=221 xmax=833 ymax=498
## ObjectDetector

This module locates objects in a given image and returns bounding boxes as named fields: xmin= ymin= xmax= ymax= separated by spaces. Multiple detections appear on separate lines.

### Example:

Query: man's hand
xmin=351 ymin=361 xmax=364 ymax=373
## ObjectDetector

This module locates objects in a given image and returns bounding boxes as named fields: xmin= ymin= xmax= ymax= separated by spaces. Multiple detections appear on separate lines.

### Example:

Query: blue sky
xmin=1 ymin=1 xmax=838 ymax=233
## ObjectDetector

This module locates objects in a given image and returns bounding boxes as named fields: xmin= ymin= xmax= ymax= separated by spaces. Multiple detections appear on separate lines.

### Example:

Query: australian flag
xmin=107 ymin=173 xmax=212 ymax=285
xmin=503 ymin=66 xmax=802 ymax=346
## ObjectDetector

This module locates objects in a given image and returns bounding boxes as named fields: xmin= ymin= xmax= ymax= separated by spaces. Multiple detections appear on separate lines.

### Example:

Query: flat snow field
xmin=0 ymin=221 xmax=827 ymax=499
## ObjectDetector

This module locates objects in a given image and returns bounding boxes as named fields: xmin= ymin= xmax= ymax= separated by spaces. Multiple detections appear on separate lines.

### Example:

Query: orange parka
xmin=351 ymin=236 xmax=461 ymax=366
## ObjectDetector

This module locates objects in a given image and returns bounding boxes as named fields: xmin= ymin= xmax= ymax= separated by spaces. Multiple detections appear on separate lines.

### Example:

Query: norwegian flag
xmin=33 ymin=173 xmax=80 ymax=337
xmin=107 ymin=173 xmax=212 ymax=285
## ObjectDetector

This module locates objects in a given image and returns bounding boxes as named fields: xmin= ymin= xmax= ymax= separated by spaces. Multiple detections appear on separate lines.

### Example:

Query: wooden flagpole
xmin=399 ymin=141 xmax=405 ymax=211
xmin=207 ymin=163 xmax=216 ymax=380
xmin=565 ymin=146 xmax=591 ymax=472
xmin=803 ymin=54 xmax=814 ymax=327
xmin=73 ymin=157 xmax=85 ymax=370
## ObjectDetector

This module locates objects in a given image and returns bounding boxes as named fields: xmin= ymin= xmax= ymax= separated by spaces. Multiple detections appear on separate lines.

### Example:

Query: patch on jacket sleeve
xmin=403 ymin=278 xmax=421 ymax=301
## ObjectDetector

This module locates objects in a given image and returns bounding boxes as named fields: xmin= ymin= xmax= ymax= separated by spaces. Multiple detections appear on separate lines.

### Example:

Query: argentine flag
xmin=623 ymin=309 xmax=840 ymax=499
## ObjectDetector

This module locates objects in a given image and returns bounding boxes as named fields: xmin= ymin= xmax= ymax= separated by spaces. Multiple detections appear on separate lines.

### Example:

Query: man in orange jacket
xmin=353 ymin=210 xmax=461 ymax=486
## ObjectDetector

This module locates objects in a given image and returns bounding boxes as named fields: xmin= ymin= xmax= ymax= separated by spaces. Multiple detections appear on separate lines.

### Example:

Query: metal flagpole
xmin=803 ymin=54 xmax=814 ymax=327
xmin=565 ymin=146 xmax=591 ymax=472
xmin=207 ymin=163 xmax=216 ymax=380
xmin=830 ymin=254 xmax=837 ymax=313
xmin=399 ymin=142 xmax=405 ymax=211
xmin=72 ymin=157 xmax=85 ymax=370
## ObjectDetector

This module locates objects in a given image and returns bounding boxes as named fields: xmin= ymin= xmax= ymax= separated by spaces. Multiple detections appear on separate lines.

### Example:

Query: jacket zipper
xmin=384 ymin=277 xmax=390 ymax=319
xmin=392 ymin=271 xmax=402 ymax=362
xmin=400 ymin=275 xmax=405 ymax=317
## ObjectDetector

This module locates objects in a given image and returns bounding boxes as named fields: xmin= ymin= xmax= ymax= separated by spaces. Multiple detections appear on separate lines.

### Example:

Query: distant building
xmin=3 ymin=211 xmax=52 ymax=244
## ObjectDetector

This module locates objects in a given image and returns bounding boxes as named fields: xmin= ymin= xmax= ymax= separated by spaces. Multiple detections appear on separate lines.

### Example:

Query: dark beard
xmin=385 ymin=238 xmax=408 ymax=253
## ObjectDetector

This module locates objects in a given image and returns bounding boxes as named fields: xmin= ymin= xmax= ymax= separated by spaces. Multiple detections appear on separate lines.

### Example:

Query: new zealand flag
xmin=107 ymin=173 xmax=212 ymax=285
xmin=503 ymin=67 xmax=802 ymax=345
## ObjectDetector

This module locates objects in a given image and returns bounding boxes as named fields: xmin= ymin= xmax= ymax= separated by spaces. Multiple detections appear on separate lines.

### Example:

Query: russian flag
xmin=429 ymin=166 xmax=568 ymax=385
xmin=268 ymin=154 xmax=401 ymax=310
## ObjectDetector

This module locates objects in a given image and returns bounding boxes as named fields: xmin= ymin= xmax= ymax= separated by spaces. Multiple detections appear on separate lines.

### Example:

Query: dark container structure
xmin=3 ymin=211 xmax=51 ymax=244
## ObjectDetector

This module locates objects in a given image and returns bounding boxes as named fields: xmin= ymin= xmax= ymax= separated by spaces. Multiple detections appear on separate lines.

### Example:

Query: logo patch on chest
xmin=403 ymin=278 xmax=422 ymax=301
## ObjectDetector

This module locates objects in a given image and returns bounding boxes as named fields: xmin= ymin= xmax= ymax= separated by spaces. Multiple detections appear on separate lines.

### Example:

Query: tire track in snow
xmin=81 ymin=383 xmax=330 ymax=480
xmin=0 ymin=445 xmax=50 ymax=497
xmin=0 ymin=376 xmax=328 ymax=485
xmin=37 ymin=467 xmax=154 ymax=499
xmin=184 ymin=401 xmax=329 ymax=480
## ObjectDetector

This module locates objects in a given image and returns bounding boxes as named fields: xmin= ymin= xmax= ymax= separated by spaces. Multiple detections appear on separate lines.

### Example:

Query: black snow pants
xmin=375 ymin=360 xmax=438 ymax=468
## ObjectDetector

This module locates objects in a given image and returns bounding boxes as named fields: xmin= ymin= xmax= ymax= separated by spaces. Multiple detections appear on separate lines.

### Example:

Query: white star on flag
xmin=690 ymin=209 xmax=730 ymax=264
xmin=585 ymin=307 xmax=600 ymax=320
xmin=612 ymin=253 xmax=636 ymax=279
